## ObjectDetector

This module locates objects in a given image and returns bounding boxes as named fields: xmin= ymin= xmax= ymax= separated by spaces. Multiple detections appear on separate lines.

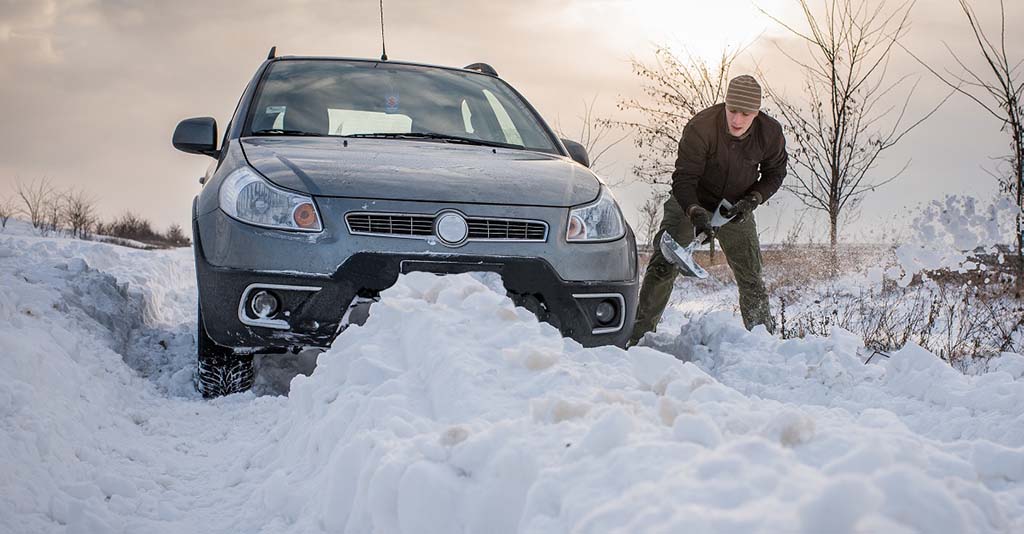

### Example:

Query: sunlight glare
xmin=568 ymin=0 xmax=795 ymax=64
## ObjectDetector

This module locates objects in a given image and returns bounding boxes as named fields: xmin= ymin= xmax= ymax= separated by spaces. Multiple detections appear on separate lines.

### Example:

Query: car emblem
xmin=435 ymin=212 xmax=469 ymax=246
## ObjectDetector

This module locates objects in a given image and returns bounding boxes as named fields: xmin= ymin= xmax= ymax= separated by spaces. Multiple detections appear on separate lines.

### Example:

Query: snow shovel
xmin=658 ymin=199 xmax=735 ymax=279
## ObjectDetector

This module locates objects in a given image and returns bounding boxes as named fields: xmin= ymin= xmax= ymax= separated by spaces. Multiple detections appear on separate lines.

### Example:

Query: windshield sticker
xmin=384 ymin=95 xmax=400 ymax=113
xmin=266 ymin=105 xmax=286 ymax=114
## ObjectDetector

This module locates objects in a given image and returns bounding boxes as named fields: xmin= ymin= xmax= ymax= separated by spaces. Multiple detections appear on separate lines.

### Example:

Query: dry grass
xmin=641 ymin=242 xmax=1023 ymax=363
xmin=769 ymin=247 xmax=1022 ymax=365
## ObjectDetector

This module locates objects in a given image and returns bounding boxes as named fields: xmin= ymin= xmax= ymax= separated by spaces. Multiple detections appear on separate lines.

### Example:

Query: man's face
xmin=726 ymin=107 xmax=758 ymax=137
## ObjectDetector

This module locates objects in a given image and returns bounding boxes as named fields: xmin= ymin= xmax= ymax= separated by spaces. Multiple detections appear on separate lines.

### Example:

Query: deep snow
xmin=1 ymin=219 xmax=1023 ymax=533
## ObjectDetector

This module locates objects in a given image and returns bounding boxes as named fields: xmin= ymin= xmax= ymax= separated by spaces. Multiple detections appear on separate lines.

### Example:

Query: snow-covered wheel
xmin=196 ymin=353 xmax=255 ymax=398
xmin=195 ymin=305 xmax=254 ymax=398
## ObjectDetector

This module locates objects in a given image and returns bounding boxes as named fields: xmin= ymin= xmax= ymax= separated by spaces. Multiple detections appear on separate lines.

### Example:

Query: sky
xmin=0 ymin=0 xmax=1020 ymax=243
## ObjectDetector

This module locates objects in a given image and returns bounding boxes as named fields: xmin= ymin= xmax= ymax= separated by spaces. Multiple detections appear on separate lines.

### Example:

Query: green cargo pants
xmin=628 ymin=197 xmax=775 ymax=345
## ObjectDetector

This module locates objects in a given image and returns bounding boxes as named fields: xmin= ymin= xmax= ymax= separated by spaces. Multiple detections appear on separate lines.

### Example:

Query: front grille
xmin=346 ymin=212 xmax=548 ymax=243
xmin=346 ymin=213 xmax=434 ymax=236
xmin=467 ymin=218 xmax=547 ymax=240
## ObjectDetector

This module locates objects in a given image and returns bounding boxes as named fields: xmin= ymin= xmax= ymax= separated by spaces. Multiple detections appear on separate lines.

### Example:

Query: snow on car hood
xmin=241 ymin=137 xmax=602 ymax=207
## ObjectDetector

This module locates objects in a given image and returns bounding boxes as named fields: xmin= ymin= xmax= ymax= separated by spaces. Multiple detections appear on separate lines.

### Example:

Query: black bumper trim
xmin=194 ymin=227 xmax=638 ymax=351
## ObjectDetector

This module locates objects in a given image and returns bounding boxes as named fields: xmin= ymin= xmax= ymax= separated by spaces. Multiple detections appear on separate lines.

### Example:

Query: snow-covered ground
xmin=2 ymin=219 xmax=1023 ymax=533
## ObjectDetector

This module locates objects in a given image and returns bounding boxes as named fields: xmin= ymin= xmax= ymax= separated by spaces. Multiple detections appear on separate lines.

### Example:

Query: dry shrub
xmin=0 ymin=196 xmax=15 ymax=229
xmin=164 ymin=223 xmax=190 ymax=247
xmin=95 ymin=212 xmax=190 ymax=248
xmin=778 ymin=264 xmax=1023 ymax=365
xmin=63 ymin=190 xmax=98 ymax=239
xmin=106 ymin=211 xmax=155 ymax=242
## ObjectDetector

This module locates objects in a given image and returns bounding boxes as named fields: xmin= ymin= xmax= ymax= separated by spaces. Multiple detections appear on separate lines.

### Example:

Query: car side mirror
xmin=173 ymin=117 xmax=219 ymax=158
xmin=561 ymin=138 xmax=590 ymax=168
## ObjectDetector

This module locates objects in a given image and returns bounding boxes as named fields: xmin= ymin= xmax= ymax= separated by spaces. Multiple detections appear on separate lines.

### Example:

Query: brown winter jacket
xmin=670 ymin=103 xmax=788 ymax=215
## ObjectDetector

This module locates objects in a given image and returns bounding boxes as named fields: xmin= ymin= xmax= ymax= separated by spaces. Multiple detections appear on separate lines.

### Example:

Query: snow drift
xmin=1 ymin=222 xmax=1023 ymax=533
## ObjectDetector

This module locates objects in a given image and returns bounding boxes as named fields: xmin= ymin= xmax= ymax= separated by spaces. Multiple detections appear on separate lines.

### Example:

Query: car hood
xmin=241 ymin=137 xmax=601 ymax=207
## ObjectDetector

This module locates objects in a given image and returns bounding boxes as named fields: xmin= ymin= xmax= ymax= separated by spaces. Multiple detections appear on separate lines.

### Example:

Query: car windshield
xmin=245 ymin=60 xmax=559 ymax=153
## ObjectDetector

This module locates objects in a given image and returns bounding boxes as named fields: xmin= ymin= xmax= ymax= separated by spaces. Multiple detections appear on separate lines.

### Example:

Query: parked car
xmin=173 ymin=51 xmax=638 ymax=397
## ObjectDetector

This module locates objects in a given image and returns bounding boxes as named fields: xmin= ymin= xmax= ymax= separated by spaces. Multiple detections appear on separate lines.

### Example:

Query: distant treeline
xmin=1 ymin=178 xmax=190 ymax=249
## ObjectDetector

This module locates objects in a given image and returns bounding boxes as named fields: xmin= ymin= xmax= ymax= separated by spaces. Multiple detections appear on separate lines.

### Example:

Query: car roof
xmin=267 ymin=56 xmax=500 ymax=79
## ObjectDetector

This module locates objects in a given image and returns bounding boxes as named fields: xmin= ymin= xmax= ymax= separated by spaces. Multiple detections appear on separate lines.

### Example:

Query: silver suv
xmin=173 ymin=52 xmax=638 ymax=397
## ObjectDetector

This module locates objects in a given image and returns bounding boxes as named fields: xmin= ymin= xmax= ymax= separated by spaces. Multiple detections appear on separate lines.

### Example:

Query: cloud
xmin=0 ymin=0 xmax=62 ymax=63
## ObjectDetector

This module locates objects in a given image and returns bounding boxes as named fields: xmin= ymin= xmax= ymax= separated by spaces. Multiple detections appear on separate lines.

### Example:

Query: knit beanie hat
xmin=725 ymin=75 xmax=762 ymax=113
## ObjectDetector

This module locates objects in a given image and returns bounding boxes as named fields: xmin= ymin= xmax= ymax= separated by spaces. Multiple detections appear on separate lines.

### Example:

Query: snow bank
xmin=2 ymin=225 xmax=1023 ymax=533
xmin=226 ymin=274 xmax=1023 ymax=533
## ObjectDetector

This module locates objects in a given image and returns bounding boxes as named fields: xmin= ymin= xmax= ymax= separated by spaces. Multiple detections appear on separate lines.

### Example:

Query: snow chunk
xmin=876 ymin=468 xmax=968 ymax=534
xmin=439 ymin=426 xmax=470 ymax=447
xmin=761 ymin=409 xmax=816 ymax=447
xmin=532 ymin=397 xmax=591 ymax=423
xmin=397 ymin=460 xmax=463 ymax=534
xmin=800 ymin=476 xmax=883 ymax=534
xmin=503 ymin=346 xmax=559 ymax=371
xmin=628 ymin=346 xmax=681 ymax=390
xmin=672 ymin=413 xmax=723 ymax=448
xmin=577 ymin=407 xmax=633 ymax=456
xmin=971 ymin=441 xmax=1024 ymax=482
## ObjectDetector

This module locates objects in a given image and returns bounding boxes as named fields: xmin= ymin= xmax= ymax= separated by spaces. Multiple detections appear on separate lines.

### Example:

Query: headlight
xmin=219 ymin=167 xmax=322 ymax=232
xmin=566 ymin=187 xmax=626 ymax=242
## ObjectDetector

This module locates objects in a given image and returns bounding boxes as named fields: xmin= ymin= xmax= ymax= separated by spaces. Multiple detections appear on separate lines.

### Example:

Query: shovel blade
xmin=659 ymin=232 xmax=709 ymax=279
xmin=710 ymin=198 xmax=735 ymax=227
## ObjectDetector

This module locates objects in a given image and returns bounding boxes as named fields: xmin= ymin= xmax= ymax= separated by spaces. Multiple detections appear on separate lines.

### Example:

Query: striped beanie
xmin=725 ymin=75 xmax=762 ymax=113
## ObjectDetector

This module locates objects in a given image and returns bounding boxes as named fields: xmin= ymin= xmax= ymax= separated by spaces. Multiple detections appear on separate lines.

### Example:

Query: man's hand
xmin=726 ymin=192 xmax=762 ymax=221
xmin=688 ymin=206 xmax=715 ymax=243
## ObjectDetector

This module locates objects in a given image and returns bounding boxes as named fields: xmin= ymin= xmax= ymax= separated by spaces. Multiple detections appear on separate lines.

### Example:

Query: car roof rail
xmin=463 ymin=63 xmax=499 ymax=77
xmin=267 ymin=46 xmax=277 ymax=60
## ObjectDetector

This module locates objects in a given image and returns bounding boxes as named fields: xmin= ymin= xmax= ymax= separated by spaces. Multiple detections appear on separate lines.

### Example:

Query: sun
xmin=568 ymin=0 xmax=795 ymax=65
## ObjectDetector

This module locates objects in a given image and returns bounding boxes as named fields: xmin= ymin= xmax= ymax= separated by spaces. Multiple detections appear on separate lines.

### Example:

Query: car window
xmin=482 ymin=89 xmax=524 ymax=145
xmin=460 ymin=100 xmax=475 ymax=134
xmin=246 ymin=60 xmax=558 ymax=153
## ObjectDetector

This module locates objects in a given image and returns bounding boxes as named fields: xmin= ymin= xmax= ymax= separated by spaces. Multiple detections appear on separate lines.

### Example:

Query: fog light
xmin=251 ymin=290 xmax=279 ymax=318
xmin=594 ymin=299 xmax=616 ymax=325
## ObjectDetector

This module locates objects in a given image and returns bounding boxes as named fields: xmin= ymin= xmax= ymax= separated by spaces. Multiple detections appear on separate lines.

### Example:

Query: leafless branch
xmin=611 ymin=46 xmax=741 ymax=185
xmin=763 ymin=0 xmax=942 ymax=247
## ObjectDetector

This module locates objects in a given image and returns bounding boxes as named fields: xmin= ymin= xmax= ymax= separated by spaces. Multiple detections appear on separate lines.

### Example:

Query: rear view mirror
xmin=561 ymin=138 xmax=590 ymax=168
xmin=173 ymin=117 xmax=219 ymax=158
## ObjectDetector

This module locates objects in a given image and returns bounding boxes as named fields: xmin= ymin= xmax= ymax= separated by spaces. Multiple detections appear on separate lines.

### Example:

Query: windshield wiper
xmin=342 ymin=132 xmax=523 ymax=149
xmin=251 ymin=128 xmax=326 ymax=137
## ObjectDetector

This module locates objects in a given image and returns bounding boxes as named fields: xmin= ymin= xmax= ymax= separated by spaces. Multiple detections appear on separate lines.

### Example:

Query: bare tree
xmin=43 ymin=197 xmax=63 ymax=237
xmin=0 ymin=196 xmax=14 ymax=230
xmin=761 ymin=0 xmax=946 ymax=248
xmin=15 ymin=178 xmax=57 ymax=231
xmin=555 ymin=96 xmax=631 ymax=178
xmin=902 ymin=0 xmax=1022 ymax=294
xmin=63 ymin=190 xmax=98 ymax=239
xmin=638 ymin=188 xmax=670 ymax=246
xmin=610 ymin=46 xmax=740 ymax=186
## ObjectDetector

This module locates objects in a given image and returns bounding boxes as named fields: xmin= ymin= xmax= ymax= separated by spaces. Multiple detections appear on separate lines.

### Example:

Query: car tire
xmin=195 ymin=305 xmax=255 ymax=398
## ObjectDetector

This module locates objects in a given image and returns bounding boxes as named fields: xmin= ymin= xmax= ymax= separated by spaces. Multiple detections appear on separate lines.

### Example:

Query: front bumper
xmin=195 ymin=226 xmax=638 ymax=351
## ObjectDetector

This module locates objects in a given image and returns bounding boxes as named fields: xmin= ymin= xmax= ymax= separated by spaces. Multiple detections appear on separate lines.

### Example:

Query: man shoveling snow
xmin=629 ymin=75 xmax=788 ymax=345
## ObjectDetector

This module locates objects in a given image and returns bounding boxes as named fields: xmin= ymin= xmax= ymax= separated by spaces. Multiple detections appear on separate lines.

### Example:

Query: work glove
xmin=726 ymin=192 xmax=762 ymax=222
xmin=688 ymin=206 xmax=715 ymax=244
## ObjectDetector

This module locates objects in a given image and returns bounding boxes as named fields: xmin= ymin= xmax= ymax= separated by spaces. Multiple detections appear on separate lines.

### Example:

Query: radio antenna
xmin=379 ymin=0 xmax=388 ymax=61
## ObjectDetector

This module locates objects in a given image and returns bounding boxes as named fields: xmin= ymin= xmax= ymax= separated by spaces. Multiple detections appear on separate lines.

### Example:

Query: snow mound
xmin=1 ymin=229 xmax=1023 ymax=533
xmin=227 ymin=273 xmax=1022 ymax=533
